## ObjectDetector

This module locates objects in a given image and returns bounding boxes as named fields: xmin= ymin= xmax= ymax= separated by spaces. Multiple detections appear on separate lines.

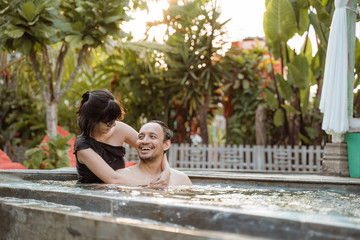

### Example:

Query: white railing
xmin=124 ymin=144 xmax=324 ymax=173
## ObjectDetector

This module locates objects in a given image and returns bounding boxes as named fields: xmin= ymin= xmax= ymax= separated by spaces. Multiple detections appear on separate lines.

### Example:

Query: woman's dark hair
xmin=148 ymin=120 xmax=172 ymax=142
xmin=77 ymin=90 xmax=124 ymax=136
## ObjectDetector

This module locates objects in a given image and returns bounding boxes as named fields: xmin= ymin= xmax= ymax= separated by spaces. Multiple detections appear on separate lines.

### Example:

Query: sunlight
xmin=122 ymin=0 xmax=266 ymax=46
xmin=218 ymin=0 xmax=265 ymax=41
xmin=287 ymin=26 xmax=318 ymax=57
xmin=121 ymin=0 xmax=169 ymax=42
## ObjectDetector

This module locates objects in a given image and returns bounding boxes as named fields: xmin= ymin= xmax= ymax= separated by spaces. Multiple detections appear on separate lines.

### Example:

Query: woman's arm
xmin=118 ymin=122 xmax=138 ymax=148
xmin=77 ymin=148 xmax=136 ymax=184
xmin=150 ymin=154 xmax=171 ymax=186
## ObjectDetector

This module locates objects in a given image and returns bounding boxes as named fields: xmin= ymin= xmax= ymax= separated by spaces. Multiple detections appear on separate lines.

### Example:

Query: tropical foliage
xmin=158 ymin=0 xmax=229 ymax=144
xmin=24 ymin=132 xmax=74 ymax=169
xmin=0 ymin=51 xmax=46 ymax=154
xmin=263 ymin=0 xmax=335 ymax=145
xmin=96 ymin=42 xmax=172 ymax=130
xmin=0 ymin=0 xmax=145 ymax=138
xmin=1 ymin=0 xmax=360 ymax=169
xmin=221 ymin=45 xmax=269 ymax=145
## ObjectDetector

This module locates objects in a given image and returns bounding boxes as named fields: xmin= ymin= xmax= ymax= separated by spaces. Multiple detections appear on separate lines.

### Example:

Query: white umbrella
xmin=319 ymin=0 xmax=350 ymax=137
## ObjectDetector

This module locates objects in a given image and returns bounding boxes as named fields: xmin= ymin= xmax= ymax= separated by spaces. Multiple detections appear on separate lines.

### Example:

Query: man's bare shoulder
xmin=169 ymin=169 xmax=192 ymax=186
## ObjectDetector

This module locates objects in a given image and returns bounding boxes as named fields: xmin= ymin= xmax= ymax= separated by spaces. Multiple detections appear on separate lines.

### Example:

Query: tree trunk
xmin=197 ymin=97 xmax=210 ymax=145
xmin=312 ymin=77 xmax=324 ymax=145
xmin=288 ymin=89 xmax=301 ymax=146
xmin=255 ymin=106 xmax=267 ymax=145
xmin=46 ymin=100 xmax=58 ymax=138
xmin=198 ymin=106 xmax=209 ymax=145
xmin=311 ymin=107 xmax=323 ymax=145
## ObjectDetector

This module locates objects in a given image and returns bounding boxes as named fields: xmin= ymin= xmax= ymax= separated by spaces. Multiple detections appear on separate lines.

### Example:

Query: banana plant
xmin=263 ymin=0 xmax=334 ymax=145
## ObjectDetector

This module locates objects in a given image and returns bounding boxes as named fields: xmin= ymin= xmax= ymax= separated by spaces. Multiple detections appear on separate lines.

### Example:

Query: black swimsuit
xmin=74 ymin=134 xmax=126 ymax=183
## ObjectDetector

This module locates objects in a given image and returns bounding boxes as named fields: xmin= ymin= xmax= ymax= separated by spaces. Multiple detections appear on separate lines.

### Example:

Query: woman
xmin=74 ymin=89 xmax=169 ymax=185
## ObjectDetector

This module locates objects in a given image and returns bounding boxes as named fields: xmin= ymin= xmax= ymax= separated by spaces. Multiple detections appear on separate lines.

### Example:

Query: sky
xmin=122 ymin=0 xmax=266 ymax=43
xmin=122 ymin=0 xmax=360 ymax=49
xmin=218 ymin=0 xmax=266 ymax=41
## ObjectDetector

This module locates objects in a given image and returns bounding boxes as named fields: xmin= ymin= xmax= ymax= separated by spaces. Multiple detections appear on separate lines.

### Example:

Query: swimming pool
xmin=0 ymin=169 xmax=359 ymax=239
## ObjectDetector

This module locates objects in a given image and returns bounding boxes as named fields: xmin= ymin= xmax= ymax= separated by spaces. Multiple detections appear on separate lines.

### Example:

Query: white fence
xmin=124 ymin=144 xmax=324 ymax=173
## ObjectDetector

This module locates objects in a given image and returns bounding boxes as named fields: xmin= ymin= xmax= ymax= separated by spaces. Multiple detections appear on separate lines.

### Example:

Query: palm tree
xmin=159 ymin=0 xmax=229 ymax=144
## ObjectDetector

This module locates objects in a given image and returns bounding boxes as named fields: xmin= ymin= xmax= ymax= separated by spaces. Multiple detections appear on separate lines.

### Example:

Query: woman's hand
xmin=150 ymin=168 xmax=170 ymax=187
xmin=150 ymin=154 xmax=170 ymax=187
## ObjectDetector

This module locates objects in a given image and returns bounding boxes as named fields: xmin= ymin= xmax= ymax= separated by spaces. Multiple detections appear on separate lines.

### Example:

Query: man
xmin=116 ymin=120 xmax=192 ymax=186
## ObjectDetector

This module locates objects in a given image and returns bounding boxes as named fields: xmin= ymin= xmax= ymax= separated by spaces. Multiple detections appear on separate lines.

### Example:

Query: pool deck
xmin=182 ymin=169 xmax=360 ymax=192
xmin=1 ymin=168 xmax=359 ymax=192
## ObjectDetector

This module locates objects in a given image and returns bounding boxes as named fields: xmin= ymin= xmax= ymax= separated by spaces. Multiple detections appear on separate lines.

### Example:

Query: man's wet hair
xmin=148 ymin=120 xmax=172 ymax=142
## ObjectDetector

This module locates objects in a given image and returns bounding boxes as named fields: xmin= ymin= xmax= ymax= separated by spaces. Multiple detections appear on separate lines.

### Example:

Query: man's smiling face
xmin=136 ymin=123 xmax=170 ymax=162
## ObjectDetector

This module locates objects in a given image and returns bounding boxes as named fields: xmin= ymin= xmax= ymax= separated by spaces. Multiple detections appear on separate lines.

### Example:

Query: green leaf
xmin=189 ymin=71 xmax=197 ymax=80
xmin=56 ymin=149 xmax=66 ymax=158
xmin=242 ymin=80 xmax=250 ymax=89
xmin=308 ymin=0 xmax=331 ymax=27
xmin=233 ymin=80 xmax=240 ymax=89
xmin=65 ymin=35 xmax=82 ymax=48
xmin=31 ymin=22 xmax=57 ymax=39
xmin=189 ymin=98 xmax=196 ymax=115
xmin=83 ymin=35 xmax=94 ymax=45
xmin=354 ymin=38 xmax=360 ymax=88
xmin=311 ymin=48 xmax=320 ymax=75
xmin=13 ymin=38 xmax=33 ymax=54
xmin=19 ymin=1 xmax=36 ymax=22
xmin=71 ymin=21 xmax=83 ymax=32
xmin=5 ymin=24 xmax=25 ymax=38
xmin=52 ymin=19 xmax=74 ymax=32
xmin=31 ymin=153 xmax=44 ymax=167
xmin=263 ymin=0 xmax=297 ymax=51
xmin=98 ymin=26 xmax=107 ymax=34
xmin=301 ymin=86 xmax=310 ymax=113
xmin=0 ymin=6 xmax=9 ymax=14
xmin=24 ymin=147 xmax=42 ymax=157
xmin=305 ymin=126 xmax=318 ymax=139
xmin=308 ymin=68 xmax=316 ymax=85
xmin=296 ymin=0 xmax=309 ymax=9
xmin=237 ymin=73 xmax=244 ymax=79
xmin=104 ymin=15 xmax=123 ymax=24
xmin=288 ymin=55 xmax=308 ymax=88
xmin=297 ymin=7 xmax=310 ymax=35
xmin=264 ymin=88 xmax=278 ymax=110
xmin=281 ymin=104 xmax=300 ymax=114
xmin=277 ymin=73 xmax=292 ymax=101
xmin=301 ymin=34 xmax=313 ymax=61
xmin=274 ymin=109 xmax=285 ymax=127
xmin=299 ymin=133 xmax=311 ymax=144
xmin=308 ymin=12 xmax=327 ymax=46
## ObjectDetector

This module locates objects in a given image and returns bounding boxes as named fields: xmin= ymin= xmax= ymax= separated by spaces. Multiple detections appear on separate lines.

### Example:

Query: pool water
xmin=14 ymin=179 xmax=357 ymax=225
xmin=1 ymin=173 xmax=360 ymax=239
